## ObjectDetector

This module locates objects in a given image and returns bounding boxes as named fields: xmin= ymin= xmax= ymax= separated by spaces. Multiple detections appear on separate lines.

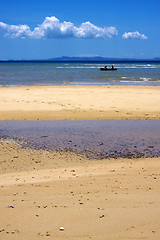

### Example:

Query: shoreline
xmin=0 ymin=142 xmax=160 ymax=239
xmin=0 ymin=85 xmax=160 ymax=120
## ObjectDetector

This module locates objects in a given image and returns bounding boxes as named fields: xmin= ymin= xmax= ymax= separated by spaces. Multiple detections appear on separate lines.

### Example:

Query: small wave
xmin=120 ymin=77 xmax=160 ymax=83
xmin=140 ymin=77 xmax=152 ymax=81
xmin=56 ymin=64 xmax=160 ymax=69
xmin=119 ymin=66 xmax=156 ymax=69
xmin=56 ymin=66 xmax=100 ymax=69
xmin=116 ymin=64 xmax=160 ymax=69
xmin=120 ymin=77 xmax=137 ymax=81
xmin=120 ymin=80 xmax=134 ymax=83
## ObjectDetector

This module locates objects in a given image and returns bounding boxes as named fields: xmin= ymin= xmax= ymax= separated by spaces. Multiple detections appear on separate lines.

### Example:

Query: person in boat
xmin=112 ymin=65 xmax=114 ymax=69
xmin=105 ymin=65 xmax=108 ymax=69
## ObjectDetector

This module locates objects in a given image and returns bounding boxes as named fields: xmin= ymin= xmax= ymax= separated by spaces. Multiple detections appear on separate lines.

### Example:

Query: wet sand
xmin=0 ymin=85 xmax=160 ymax=120
xmin=1 ymin=120 xmax=160 ymax=159
xmin=0 ymin=142 xmax=160 ymax=240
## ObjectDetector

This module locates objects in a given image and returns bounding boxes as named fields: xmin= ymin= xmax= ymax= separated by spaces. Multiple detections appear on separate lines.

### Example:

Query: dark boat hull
xmin=100 ymin=68 xmax=117 ymax=71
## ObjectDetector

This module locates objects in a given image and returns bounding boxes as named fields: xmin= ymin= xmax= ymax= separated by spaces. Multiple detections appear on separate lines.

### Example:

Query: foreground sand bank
xmin=0 ymin=142 xmax=160 ymax=240
xmin=0 ymin=85 xmax=160 ymax=120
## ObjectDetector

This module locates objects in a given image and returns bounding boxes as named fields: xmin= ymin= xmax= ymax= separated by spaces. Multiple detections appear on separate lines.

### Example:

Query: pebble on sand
xmin=60 ymin=227 xmax=64 ymax=231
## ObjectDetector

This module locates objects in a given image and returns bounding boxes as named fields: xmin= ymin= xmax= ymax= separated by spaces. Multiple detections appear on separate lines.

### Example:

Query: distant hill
xmin=0 ymin=56 xmax=160 ymax=62
xmin=47 ymin=56 xmax=160 ymax=62
xmin=153 ymin=57 xmax=160 ymax=61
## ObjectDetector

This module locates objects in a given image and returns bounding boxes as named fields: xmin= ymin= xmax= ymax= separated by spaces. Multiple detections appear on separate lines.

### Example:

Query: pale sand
xmin=0 ymin=85 xmax=160 ymax=120
xmin=0 ymin=142 xmax=160 ymax=240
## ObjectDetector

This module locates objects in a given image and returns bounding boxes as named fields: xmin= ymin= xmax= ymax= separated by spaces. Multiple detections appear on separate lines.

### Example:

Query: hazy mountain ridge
xmin=0 ymin=56 xmax=160 ymax=62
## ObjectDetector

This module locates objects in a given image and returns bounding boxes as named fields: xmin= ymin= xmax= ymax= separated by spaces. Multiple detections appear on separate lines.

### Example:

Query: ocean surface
xmin=0 ymin=120 xmax=160 ymax=159
xmin=0 ymin=61 xmax=160 ymax=86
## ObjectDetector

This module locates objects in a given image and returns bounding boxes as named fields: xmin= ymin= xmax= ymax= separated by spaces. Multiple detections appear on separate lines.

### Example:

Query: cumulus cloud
xmin=0 ymin=16 xmax=118 ymax=39
xmin=122 ymin=31 xmax=148 ymax=39
xmin=0 ymin=22 xmax=31 ymax=38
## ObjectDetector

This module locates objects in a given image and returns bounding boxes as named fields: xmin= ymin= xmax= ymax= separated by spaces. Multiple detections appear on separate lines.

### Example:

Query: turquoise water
xmin=0 ymin=61 xmax=160 ymax=86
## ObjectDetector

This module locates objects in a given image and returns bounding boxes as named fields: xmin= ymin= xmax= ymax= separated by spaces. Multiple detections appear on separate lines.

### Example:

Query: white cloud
xmin=0 ymin=22 xmax=31 ymax=38
xmin=0 ymin=16 xmax=118 ymax=39
xmin=75 ymin=22 xmax=117 ymax=38
xmin=122 ymin=31 xmax=148 ymax=39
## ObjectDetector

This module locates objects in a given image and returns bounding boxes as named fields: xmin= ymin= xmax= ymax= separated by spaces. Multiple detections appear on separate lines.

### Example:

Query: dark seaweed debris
xmin=0 ymin=120 xmax=160 ymax=160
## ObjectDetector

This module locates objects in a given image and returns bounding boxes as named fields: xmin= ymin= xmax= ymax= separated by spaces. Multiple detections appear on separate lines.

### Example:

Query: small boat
xmin=100 ymin=67 xmax=117 ymax=71
xmin=100 ymin=65 xmax=117 ymax=71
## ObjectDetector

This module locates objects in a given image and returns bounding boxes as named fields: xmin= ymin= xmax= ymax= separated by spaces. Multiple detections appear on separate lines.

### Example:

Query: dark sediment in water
xmin=0 ymin=120 xmax=160 ymax=159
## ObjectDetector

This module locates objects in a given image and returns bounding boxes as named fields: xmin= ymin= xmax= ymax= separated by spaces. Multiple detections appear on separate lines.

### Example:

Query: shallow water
xmin=0 ymin=120 xmax=160 ymax=159
xmin=0 ymin=61 xmax=160 ymax=86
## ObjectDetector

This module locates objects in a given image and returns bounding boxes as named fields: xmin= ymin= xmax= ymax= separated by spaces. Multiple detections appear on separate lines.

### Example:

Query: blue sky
xmin=0 ymin=0 xmax=160 ymax=60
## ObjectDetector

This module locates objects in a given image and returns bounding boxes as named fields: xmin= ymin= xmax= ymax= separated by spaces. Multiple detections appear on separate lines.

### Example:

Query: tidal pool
xmin=0 ymin=120 xmax=160 ymax=159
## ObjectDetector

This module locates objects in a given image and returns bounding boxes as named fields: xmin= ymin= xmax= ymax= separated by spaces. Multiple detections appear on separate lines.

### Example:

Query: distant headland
xmin=0 ymin=56 xmax=160 ymax=62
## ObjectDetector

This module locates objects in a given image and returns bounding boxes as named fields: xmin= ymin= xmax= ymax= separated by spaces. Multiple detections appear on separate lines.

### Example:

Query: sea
xmin=0 ymin=61 xmax=160 ymax=86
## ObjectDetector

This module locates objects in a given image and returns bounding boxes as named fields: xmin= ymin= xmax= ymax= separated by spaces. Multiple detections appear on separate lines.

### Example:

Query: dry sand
xmin=0 ymin=142 xmax=160 ymax=240
xmin=0 ymin=85 xmax=160 ymax=120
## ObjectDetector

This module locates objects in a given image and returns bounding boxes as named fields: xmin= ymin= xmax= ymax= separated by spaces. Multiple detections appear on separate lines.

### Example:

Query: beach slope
xmin=0 ymin=142 xmax=160 ymax=240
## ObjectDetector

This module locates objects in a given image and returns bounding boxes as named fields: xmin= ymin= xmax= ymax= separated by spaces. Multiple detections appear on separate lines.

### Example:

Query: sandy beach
xmin=0 ymin=85 xmax=160 ymax=239
xmin=1 ymin=0 xmax=160 ymax=238
xmin=0 ymin=141 xmax=160 ymax=240
xmin=0 ymin=85 xmax=160 ymax=120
